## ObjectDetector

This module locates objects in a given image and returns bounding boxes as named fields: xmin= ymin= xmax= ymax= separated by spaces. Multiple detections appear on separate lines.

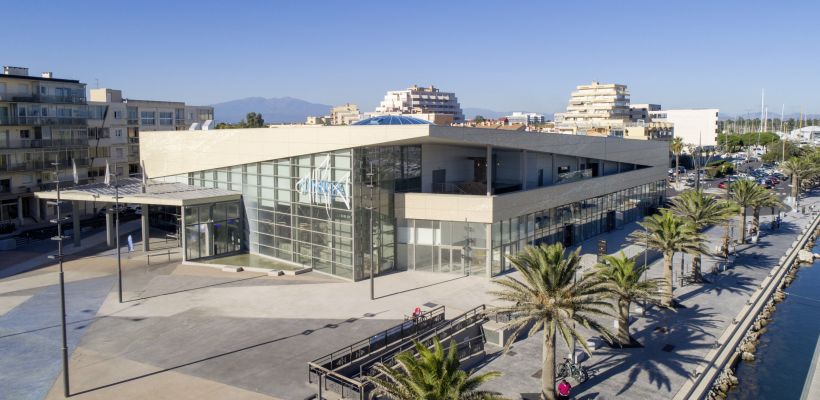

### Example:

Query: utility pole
xmin=367 ymin=162 xmax=375 ymax=301
xmin=48 ymin=162 xmax=70 ymax=397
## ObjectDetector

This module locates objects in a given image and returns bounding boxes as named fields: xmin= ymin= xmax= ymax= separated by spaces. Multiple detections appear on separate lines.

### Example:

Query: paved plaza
xmin=0 ymin=190 xmax=817 ymax=400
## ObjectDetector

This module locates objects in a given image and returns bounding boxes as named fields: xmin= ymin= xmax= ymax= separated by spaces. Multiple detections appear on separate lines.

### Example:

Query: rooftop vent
xmin=41 ymin=72 xmax=53 ymax=79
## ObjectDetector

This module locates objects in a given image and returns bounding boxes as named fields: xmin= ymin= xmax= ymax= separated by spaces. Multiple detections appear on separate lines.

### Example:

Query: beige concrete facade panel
xmin=395 ymin=193 xmax=494 ymax=223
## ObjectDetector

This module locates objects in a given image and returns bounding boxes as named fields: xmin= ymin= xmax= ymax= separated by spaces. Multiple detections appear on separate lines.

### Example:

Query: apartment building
xmin=374 ymin=85 xmax=464 ymax=123
xmin=506 ymin=112 xmax=546 ymax=125
xmin=0 ymin=66 xmax=90 ymax=225
xmin=554 ymin=81 xmax=631 ymax=136
xmin=330 ymin=103 xmax=361 ymax=125
xmin=89 ymin=88 xmax=214 ymax=178
xmin=651 ymin=108 xmax=719 ymax=148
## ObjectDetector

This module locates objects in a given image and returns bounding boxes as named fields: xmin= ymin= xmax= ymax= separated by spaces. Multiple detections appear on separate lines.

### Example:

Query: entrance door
xmin=606 ymin=211 xmax=616 ymax=232
xmin=473 ymin=159 xmax=487 ymax=183
xmin=432 ymin=169 xmax=446 ymax=193
xmin=439 ymin=247 xmax=450 ymax=273
xmin=563 ymin=225 xmax=574 ymax=247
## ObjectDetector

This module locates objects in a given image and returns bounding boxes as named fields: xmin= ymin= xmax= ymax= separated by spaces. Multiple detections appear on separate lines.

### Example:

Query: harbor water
xmin=731 ymin=241 xmax=820 ymax=399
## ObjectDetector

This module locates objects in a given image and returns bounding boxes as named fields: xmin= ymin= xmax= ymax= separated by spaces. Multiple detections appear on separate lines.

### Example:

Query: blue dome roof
xmin=353 ymin=115 xmax=431 ymax=126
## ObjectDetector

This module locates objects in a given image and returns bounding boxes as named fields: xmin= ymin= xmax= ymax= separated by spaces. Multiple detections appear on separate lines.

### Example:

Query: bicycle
xmin=556 ymin=357 xmax=589 ymax=383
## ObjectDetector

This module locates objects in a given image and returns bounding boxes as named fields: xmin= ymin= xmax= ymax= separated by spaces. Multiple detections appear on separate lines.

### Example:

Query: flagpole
xmin=115 ymin=163 xmax=122 ymax=303
xmin=48 ymin=161 xmax=70 ymax=397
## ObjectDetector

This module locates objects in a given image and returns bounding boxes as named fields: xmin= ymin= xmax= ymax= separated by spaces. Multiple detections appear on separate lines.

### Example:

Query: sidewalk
xmin=478 ymin=193 xmax=820 ymax=399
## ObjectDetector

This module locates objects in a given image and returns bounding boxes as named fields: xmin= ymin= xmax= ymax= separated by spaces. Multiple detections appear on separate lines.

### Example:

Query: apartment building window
xmin=115 ymin=129 xmax=123 ymax=137
xmin=141 ymin=111 xmax=155 ymax=125
xmin=159 ymin=112 xmax=173 ymax=126
xmin=127 ymin=107 xmax=138 ymax=124
xmin=175 ymin=108 xmax=184 ymax=124
xmin=20 ymin=130 xmax=30 ymax=139
xmin=113 ymin=111 xmax=122 ymax=119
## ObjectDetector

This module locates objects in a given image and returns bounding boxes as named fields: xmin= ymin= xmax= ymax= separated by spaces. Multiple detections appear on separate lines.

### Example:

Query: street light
xmin=366 ymin=162 xmax=375 ymax=301
xmin=47 ymin=162 xmax=70 ymax=397
xmin=107 ymin=163 xmax=123 ymax=303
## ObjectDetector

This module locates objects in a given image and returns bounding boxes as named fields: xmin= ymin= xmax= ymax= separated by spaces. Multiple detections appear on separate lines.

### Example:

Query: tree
xmin=243 ymin=112 xmax=265 ymax=128
xmin=473 ymin=115 xmax=486 ymax=124
xmin=671 ymin=137 xmax=684 ymax=178
xmin=490 ymin=243 xmax=614 ymax=400
xmin=368 ymin=337 xmax=506 ymax=400
xmin=595 ymin=252 xmax=663 ymax=346
xmin=749 ymin=190 xmax=781 ymax=238
xmin=728 ymin=180 xmax=766 ymax=244
xmin=781 ymin=156 xmax=815 ymax=207
xmin=668 ymin=189 xmax=736 ymax=282
xmin=628 ymin=210 xmax=705 ymax=307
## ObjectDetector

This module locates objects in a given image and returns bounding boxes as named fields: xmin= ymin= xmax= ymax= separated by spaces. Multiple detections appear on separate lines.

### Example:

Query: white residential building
xmin=374 ymin=85 xmax=464 ymax=123
xmin=331 ymin=103 xmax=361 ymax=125
xmin=506 ymin=112 xmax=545 ymax=125
xmin=555 ymin=81 xmax=631 ymax=136
xmin=651 ymin=109 xmax=719 ymax=148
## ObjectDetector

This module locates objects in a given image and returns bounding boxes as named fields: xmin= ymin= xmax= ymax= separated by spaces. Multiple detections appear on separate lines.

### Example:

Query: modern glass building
xmin=142 ymin=122 xmax=669 ymax=281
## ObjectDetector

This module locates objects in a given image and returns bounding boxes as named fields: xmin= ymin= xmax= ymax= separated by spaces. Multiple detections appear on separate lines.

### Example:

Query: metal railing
xmin=431 ymin=181 xmax=487 ymax=195
xmin=307 ymin=304 xmax=488 ymax=399
xmin=1 ymin=158 xmax=88 ymax=173
xmin=0 ymin=116 xmax=88 ymax=126
xmin=10 ymin=94 xmax=86 ymax=104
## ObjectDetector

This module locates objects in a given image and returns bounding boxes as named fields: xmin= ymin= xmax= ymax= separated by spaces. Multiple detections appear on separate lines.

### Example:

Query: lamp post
xmin=642 ymin=226 xmax=648 ymax=317
xmin=108 ymin=164 xmax=123 ymax=303
xmin=367 ymin=162 xmax=375 ymax=301
xmin=47 ymin=162 xmax=70 ymax=397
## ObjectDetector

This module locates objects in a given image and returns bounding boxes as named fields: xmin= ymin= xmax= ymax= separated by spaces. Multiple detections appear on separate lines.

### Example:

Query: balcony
xmin=0 ymin=138 xmax=89 ymax=149
xmin=128 ymin=137 xmax=139 ymax=144
xmin=0 ymin=116 xmax=87 ymax=126
xmin=10 ymin=94 xmax=86 ymax=105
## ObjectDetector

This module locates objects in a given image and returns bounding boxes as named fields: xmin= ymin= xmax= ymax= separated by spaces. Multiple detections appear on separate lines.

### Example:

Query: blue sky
xmin=4 ymin=0 xmax=819 ymax=116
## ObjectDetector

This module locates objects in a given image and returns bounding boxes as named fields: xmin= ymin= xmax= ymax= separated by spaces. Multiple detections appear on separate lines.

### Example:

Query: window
xmin=113 ymin=111 xmax=122 ymax=119
xmin=558 ymin=165 xmax=571 ymax=174
xmin=115 ymin=129 xmax=123 ymax=137
xmin=159 ymin=112 xmax=173 ymax=125
xmin=20 ymin=130 xmax=30 ymax=139
xmin=141 ymin=111 xmax=155 ymax=125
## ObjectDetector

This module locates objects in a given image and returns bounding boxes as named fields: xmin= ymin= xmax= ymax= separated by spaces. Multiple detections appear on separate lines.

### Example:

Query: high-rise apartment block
xmin=374 ymin=85 xmax=464 ymax=123
xmin=506 ymin=112 xmax=546 ymax=125
xmin=0 ymin=67 xmax=90 ymax=225
xmin=0 ymin=66 xmax=214 ymax=227
xmin=555 ymin=81 xmax=631 ymax=136
xmin=331 ymin=103 xmax=361 ymax=125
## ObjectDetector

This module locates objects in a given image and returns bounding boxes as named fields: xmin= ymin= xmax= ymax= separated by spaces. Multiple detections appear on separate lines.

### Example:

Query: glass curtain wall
xmin=188 ymin=149 xmax=356 ymax=279
xmin=353 ymin=145 xmax=421 ymax=281
xmin=489 ymin=180 xmax=665 ymax=275
xmin=396 ymin=219 xmax=489 ymax=276
xmin=184 ymin=201 xmax=242 ymax=260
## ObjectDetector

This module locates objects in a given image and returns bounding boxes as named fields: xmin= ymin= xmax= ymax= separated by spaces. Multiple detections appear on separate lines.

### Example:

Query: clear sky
xmin=3 ymin=0 xmax=818 ymax=116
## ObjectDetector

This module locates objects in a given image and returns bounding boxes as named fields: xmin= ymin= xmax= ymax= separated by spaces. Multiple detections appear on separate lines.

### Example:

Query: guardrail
xmin=673 ymin=213 xmax=820 ymax=400
xmin=147 ymin=248 xmax=179 ymax=264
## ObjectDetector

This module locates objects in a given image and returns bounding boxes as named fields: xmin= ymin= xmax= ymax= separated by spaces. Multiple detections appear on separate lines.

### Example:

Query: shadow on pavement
xmin=577 ymin=303 xmax=719 ymax=396
xmin=69 ymin=314 xmax=368 ymax=397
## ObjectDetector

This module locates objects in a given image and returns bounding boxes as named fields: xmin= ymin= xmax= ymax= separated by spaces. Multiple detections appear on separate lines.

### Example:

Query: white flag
xmin=104 ymin=159 xmax=110 ymax=186
xmin=72 ymin=159 xmax=78 ymax=184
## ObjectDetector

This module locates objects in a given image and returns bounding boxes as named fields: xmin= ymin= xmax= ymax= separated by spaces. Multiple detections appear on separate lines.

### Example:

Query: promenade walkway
xmin=477 ymin=193 xmax=820 ymax=399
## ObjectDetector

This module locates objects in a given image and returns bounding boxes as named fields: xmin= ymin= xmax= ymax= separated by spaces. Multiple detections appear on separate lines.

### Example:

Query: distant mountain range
xmin=212 ymin=96 xmax=534 ymax=123
xmin=212 ymin=97 xmax=331 ymax=123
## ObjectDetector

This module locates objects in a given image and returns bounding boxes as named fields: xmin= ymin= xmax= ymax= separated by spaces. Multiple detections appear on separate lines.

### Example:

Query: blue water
xmin=731 ymin=241 xmax=820 ymax=400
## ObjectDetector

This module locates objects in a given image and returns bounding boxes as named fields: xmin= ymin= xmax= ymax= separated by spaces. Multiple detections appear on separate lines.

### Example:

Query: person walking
xmin=557 ymin=379 xmax=572 ymax=399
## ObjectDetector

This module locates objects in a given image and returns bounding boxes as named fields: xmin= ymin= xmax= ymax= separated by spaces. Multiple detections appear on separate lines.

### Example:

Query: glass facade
xmin=173 ymin=143 xmax=662 ymax=281
xmin=396 ymin=180 xmax=665 ymax=277
xmin=184 ymin=201 xmax=243 ymax=260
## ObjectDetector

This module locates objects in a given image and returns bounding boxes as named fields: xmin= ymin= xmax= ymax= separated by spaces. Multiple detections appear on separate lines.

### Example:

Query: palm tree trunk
xmin=663 ymin=252 xmax=674 ymax=307
xmin=751 ymin=206 xmax=760 ymax=238
xmin=721 ymin=222 xmax=731 ymax=258
xmin=542 ymin=326 xmax=556 ymax=400
xmin=792 ymin=174 xmax=799 ymax=204
xmin=675 ymin=154 xmax=680 ymax=179
xmin=618 ymin=299 xmax=631 ymax=345
xmin=739 ymin=209 xmax=747 ymax=244
xmin=692 ymin=253 xmax=703 ymax=282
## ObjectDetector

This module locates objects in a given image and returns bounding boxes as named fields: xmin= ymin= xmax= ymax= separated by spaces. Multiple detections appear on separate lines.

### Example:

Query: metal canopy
xmin=35 ymin=178 xmax=240 ymax=206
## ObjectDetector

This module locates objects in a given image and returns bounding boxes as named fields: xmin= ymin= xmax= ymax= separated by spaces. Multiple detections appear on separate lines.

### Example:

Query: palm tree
xmin=368 ymin=337 xmax=506 ymax=400
xmin=671 ymin=137 xmax=684 ymax=179
xmin=490 ymin=243 xmax=614 ymax=400
xmin=668 ymin=189 xmax=736 ymax=282
xmin=781 ymin=156 xmax=815 ymax=208
xmin=595 ymin=252 xmax=663 ymax=346
xmin=728 ymin=180 xmax=766 ymax=244
xmin=628 ymin=210 xmax=705 ymax=307
xmin=749 ymin=190 xmax=781 ymax=238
